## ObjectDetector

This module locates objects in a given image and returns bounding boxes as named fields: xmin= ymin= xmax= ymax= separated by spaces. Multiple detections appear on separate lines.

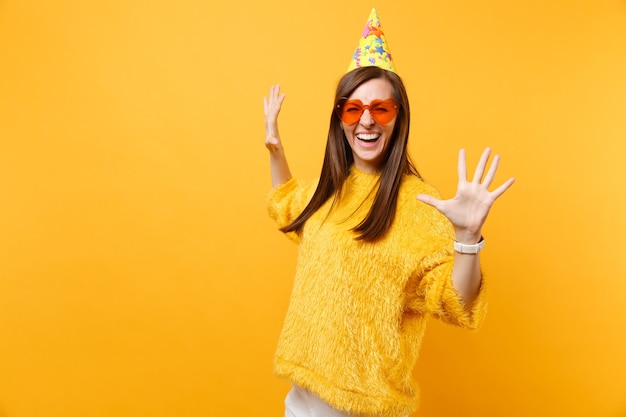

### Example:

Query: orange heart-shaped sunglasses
xmin=336 ymin=98 xmax=399 ymax=125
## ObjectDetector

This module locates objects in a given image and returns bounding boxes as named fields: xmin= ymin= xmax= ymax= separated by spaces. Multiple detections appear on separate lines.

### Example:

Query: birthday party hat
xmin=347 ymin=8 xmax=396 ymax=73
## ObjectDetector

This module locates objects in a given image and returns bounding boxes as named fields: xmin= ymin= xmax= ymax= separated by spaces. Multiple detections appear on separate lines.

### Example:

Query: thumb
xmin=416 ymin=194 xmax=440 ymax=209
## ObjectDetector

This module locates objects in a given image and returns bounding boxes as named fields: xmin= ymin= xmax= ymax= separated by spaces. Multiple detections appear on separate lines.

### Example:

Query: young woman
xmin=264 ymin=66 xmax=514 ymax=417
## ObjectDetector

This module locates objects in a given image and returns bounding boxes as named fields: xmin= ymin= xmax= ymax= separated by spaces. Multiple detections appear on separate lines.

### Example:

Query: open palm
xmin=417 ymin=148 xmax=515 ymax=241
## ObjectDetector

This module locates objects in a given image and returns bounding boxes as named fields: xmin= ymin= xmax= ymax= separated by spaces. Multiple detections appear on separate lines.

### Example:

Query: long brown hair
xmin=281 ymin=66 xmax=420 ymax=241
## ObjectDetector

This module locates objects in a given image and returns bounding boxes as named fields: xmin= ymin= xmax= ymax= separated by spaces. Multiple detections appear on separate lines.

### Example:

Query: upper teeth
xmin=357 ymin=133 xmax=380 ymax=140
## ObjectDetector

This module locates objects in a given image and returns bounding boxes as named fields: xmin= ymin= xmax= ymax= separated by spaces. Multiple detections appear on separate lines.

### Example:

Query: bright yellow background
xmin=1 ymin=1 xmax=625 ymax=416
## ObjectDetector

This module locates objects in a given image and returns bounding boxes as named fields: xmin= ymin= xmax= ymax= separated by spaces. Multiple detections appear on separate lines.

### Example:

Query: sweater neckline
xmin=348 ymin=166 xmax=381 ymax=188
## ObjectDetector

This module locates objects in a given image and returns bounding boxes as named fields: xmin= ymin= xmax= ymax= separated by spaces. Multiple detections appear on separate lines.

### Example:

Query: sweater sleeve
xmin=410 ymin=252 xmax=488 ymax=330
xmin=403 ymin=180 xmax=488 ymax=330
xmin=266 ymin=177 xmax=315 ymax=244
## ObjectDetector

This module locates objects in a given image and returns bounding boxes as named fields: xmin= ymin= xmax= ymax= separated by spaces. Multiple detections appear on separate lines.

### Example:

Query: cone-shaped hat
xmin=347 ymin=8 xmax=396 ymax=73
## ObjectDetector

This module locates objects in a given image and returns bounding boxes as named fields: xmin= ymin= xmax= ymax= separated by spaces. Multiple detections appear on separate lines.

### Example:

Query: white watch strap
xmin=453 ymin=237 xmax=485 ymax=254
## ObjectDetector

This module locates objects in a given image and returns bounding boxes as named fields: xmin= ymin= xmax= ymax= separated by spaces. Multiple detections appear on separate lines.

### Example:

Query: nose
xmin=359 ymin=109 xmax=375 ymax=126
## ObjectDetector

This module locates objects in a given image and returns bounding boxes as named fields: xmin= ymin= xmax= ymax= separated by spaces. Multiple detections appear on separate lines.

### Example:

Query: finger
xmin=263 ymin=96 xmax=268 ymax=114
xmin=272 ymin=84 xmax=281 ymax=99
xmin=457 ymin=148 xmax=467 ymax=183
xmin=482 ymin=154 xmax=500 ymax=188
xmin=472 ymin=147 xmax=491 ymax=184
xmin=269 ymin=86 xmax=285 ymax=108
xmin=490 ymin=177 xmax=516 ymax=200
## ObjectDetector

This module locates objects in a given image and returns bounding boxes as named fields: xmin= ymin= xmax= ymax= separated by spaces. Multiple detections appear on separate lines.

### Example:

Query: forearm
xmin=451 ymin=252 xmax=482 ymax=310
xmin=451 ymin=231 xmax=483 ymax=309
xmin=268 ymin=144 xmax=292 ymax=188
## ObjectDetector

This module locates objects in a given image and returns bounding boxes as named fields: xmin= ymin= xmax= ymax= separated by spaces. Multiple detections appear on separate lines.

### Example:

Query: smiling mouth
xmin=356 ymin=133 xmax=381 ymax=143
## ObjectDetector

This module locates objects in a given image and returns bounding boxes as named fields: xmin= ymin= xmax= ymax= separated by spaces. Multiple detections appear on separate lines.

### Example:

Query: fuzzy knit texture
xmin=267 ymin=167 xmax=488 ymax=417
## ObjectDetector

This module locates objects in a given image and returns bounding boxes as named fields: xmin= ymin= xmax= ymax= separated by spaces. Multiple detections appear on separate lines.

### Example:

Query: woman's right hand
xmin=264 ymin=85 xmax=292 ymax=187
xmin=263 ymin=84 xmax=286 ymax=151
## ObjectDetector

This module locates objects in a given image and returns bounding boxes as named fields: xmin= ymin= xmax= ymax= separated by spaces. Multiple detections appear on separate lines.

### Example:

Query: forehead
xmin=348 ymin=78 xmax=395 ymax=103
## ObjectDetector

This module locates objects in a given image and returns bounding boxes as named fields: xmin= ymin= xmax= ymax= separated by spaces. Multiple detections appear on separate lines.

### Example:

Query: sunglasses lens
xmin=341 ymin=101 xmax=364 ymax=125
xmin=370 ymin=100 xmax=398 ymax=125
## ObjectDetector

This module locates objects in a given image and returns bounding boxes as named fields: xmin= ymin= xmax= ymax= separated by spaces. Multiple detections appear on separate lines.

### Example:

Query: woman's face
xmin=340 ymin=77 xmax=397 ymax=174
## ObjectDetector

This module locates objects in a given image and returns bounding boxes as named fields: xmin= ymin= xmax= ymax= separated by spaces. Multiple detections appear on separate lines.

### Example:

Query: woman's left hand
xmin=416 ymin=148 xmax=515 ymax=243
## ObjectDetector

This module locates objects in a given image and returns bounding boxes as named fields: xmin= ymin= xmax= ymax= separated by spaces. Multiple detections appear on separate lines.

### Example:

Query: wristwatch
xmin=453 ymin=237 xmax=485 ymax=254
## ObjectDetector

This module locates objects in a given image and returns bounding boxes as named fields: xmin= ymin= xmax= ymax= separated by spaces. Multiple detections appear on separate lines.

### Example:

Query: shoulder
xmin=395 ymin=174 xmax=453 ymax=238
xmin=399 ymin=174 xmax=441 ymax=200
xmin=269 ymin=177 xmax=319 ymax=198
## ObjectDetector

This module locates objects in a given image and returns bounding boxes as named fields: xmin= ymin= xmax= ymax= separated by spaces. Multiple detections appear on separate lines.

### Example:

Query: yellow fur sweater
xmin=267 ymin=167 xmax=487 ymax=417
